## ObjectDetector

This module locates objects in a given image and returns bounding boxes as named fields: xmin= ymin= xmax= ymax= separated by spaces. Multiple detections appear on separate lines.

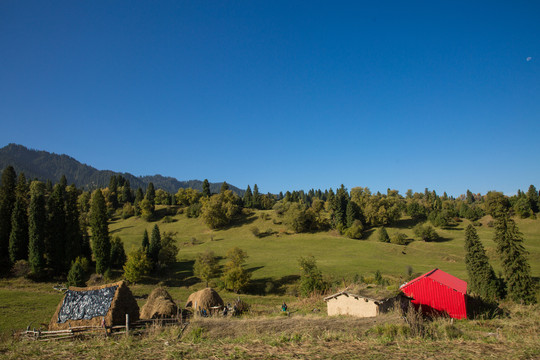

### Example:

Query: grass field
xmin=0 ymin=207 xmax=539 ymax=358
xmin=110 ymin=207 xmax=540 ymax=283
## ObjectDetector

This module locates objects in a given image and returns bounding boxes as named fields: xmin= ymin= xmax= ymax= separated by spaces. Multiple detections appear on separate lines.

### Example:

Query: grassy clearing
xmin=110 ymin=208 xmax=540 ymax=283
xmin=1 ymin=303 xmax=538 ymax=359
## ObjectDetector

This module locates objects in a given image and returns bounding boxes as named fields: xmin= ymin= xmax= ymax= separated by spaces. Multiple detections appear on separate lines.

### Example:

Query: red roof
xmin=401 ymin=268 xmax=467 ymax=294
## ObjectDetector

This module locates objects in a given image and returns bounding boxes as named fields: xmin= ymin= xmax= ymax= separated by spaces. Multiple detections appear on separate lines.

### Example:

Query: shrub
xmin=123 ymin=249 xmax=152 ymax=283
xmin=11 ymin=260 xmax=30 ymax=278
xmin=391 ymin=232 xmax=409 ymax=245
xmin=250 ymin=226 xmax=260 ymax=238
xmin=378 ymin=227 xmax=390 ymax=243
xmin=162 ymin=215 xmax=174 ymax=223
xmin=472 ymin=220 xmax=482 ymax=227
xmin=413 ymin=224 xmax=439 ymax=242
xmin=121 ymin=203 xmax=135 ymax=219
xmin=345 ymin=221 xmax=363 ymax=239
xmin=298 ymin=256 xmax=328 ymax=296
xmin=187 ymin=203 xmax=202 ymax=218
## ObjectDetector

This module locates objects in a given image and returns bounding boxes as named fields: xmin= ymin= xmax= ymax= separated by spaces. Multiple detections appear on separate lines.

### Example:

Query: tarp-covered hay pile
xmin=49 ymin=280 xmax=139 ymax=330
xmin=140 ymin=288 xmax=178 ymax=319
xmin=185 ymin=288 xmax=224 ymax=311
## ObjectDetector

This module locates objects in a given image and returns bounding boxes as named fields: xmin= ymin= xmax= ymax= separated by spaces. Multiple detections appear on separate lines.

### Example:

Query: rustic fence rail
xmin=15 ymin=317 xmax=188 ymax=342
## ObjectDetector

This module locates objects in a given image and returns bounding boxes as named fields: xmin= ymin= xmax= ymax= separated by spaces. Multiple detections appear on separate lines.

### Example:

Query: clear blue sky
xmin=1 ymin=1 xmax=538 ymax=196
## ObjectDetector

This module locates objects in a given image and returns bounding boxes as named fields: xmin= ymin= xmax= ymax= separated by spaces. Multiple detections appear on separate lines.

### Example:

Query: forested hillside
xmin=0 ymin=144 xmax=244 ymax=195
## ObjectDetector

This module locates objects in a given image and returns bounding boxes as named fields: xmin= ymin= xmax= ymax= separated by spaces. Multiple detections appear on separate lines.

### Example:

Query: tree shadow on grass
xmin=391 ymin=218 xmax=423 ymax=229
xmin=110 ymin=226 xmax=134 ymax=234
xmin=245 ymin=274 xmax=300 ymax=296
xmin=222 ymin=213 xmax=258 ymax=229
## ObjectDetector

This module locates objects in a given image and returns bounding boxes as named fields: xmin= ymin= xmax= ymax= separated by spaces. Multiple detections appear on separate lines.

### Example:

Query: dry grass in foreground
xmin=1 ymin=303 xmax=538 ymax=359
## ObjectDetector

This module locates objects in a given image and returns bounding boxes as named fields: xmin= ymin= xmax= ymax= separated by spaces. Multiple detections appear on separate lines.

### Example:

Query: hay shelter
xmin=49 ymin=280 xmax=139 ymax=330
xmin=185 ymin=288 xmax=224 ymax=311
xmin=140 ymin=287 xmax=178 ymax=319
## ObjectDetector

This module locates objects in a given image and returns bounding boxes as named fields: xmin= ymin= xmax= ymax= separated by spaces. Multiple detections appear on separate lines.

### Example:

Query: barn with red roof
xmin=400 ymin=268 xmax=468 ymax=319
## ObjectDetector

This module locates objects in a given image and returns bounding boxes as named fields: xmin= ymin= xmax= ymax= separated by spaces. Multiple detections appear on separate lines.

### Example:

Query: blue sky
xmin=1 ymin=1 xmax=538 ymax=196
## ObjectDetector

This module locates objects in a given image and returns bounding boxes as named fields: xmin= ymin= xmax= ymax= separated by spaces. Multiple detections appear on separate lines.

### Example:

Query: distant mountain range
xmin=0 ymin=144 xmax=244 ymax=195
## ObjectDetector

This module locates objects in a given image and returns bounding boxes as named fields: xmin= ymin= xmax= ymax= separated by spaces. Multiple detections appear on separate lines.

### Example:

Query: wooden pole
xmin=125 ymin=314 xmax=130 ymax=338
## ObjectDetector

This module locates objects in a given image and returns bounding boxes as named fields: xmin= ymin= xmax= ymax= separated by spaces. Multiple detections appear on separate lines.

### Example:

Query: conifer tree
xmin=90 ymin=189 xmax=110 ymax=274
xmin=378 ymin=227 xmax=390 ymax=243
xmin=0 ymin=166 xmax=17 ymax=266
xmin=141 ymin=229 xmax=150 ymax=255
xmin=9 ymin=195 xmax=28 ymax=263
xmin=46 ymin=184 xmax=66 ymax=273
xmin=134 ymin=187 xmax=144 ymax=215
xmin=110 ymin=236 xmax=127 ymax=269
xmin=66 ymin=258 xmax=86 ymax=287
xmin=149 ymin=224 xmax=161 ymax=264
xmin=9 ymin=173 xmax=29 ymax=263
xmin=64 ymin=185 xmax=83 ymax=267
xmin=28 ymin=181 xmax=46 ymax=276
xmin=464 ymin=225 xmax=501 ymax=301
xmin=252 ymin=184 xmax=260 ymax=209
xmin=494 ymin=214 xmax=535 ymax=303
xmin=145 ymin=182 xmax=155 ymax=205
xmin=120 ymin=180 xmax=132 ymax=204
xmin=526 ymin=185 xmax=539 ymax=213
xmin=202 ymin=179 xmax=211 ymax=197
xmin=108 ymin=176 xmax=118 ymax=209
xmin=220 ymin=182 xmax=229 ymax=193
xmin=346 ymin=201 xmax=360 ymax=228
xmin=243 ymin=185 xmax=252 ymax=208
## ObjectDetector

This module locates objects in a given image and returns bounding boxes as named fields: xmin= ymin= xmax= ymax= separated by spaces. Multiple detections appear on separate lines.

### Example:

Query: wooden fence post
xmin=125 ymin=314 xmax=130 ymax=338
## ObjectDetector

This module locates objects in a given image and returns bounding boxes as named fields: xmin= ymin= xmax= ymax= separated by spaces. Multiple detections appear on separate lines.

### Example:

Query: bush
xmin=391 ymin=232 xmax=409 ymax=245
xmin=11 ymin=260 xmax=30 ymax=278
xmin=121 ymin=203 xmax=135 ymax=219
xmin=162 ymin=215 xmax=174 ymax=223
xmin=123 ymin=249 xmax=152 ymax=283
xmin=472 ymin=220 xmax=482 ymax=227
xmin=378 ymin=227 xmax=390 ymax=243
xmin=298 ymin=256 xmax=328 ymax=296
xmin=345 ymin=221 xmax=363 ymax=239
xmin=187 ymin=203 xmax=202 ymax=218
xmin=250 ymin=226 xmax=260 ymax=238
xmin=413 ymin=224 xmax=439 ymax=242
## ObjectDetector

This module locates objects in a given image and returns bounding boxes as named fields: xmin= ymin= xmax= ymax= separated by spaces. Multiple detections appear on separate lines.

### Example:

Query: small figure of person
xmin=223 ymin=306 xmax=228 ymax=317
xmin=281 ymin=302 xmax=288 ymax=312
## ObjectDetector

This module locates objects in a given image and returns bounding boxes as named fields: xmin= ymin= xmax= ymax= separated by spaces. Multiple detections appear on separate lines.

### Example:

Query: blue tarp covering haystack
xmin=49 ymin=281 xmax=139 ymax=330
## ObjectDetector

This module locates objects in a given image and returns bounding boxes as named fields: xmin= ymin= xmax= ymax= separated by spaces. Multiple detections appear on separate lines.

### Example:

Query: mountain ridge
xmin=0 ymin=143 xmax=244 ymax=195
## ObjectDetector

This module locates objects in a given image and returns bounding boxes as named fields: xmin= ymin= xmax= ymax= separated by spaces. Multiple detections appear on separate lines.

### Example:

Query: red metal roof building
xmin=400 ymin=268 xmax=468 ymax=319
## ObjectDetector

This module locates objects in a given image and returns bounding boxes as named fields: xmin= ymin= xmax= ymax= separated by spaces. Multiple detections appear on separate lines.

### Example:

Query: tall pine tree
xmin=243 ymin=185 xmax=252 ymax=208
xmin=149 ymin=224 xmax=161 ymax=264
xmin=220 ymin=182 xmax=229 ymax=193
xmin=90 ymin=189 xmax=110 ymax=274
xmin=252 ymin=184 xmax=260 ymax=209
xmin=494 ymin=214 xmax=535 ymax=304
xmin=145 ymin=183 xmax=155 ymax=205
xmin=0 ymin=166 xmax=17 ymax=267
xmin=8 ymin=173 xmax=29 ymax=263
xmin=64 ymin=185 xmax=83 ymax=268
xmin=141 ymin=229 xmax=150 ymax=255
xmin=46 ymin=184 xmax=66 ymax=274
xmin=28 ymin=181 xmax=46 ymax=276
xmin=464 ymin=225 xmax=501 ymax=301
xmin=526 ymin=185 xmax=539 ymax=213
xmin=202 ymin=179 xmax=211 ymax=198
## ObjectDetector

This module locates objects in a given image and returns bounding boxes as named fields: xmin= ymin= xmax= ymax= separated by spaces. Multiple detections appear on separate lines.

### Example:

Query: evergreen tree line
xmin=0 ymin=166 xmax=128 ymax=281
xmin=464 ymin=210 xmax=536 ymax=304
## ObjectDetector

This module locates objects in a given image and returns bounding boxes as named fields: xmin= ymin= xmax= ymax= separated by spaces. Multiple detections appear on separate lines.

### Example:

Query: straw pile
xmin=185 ymin=288 xmax=224 ymax=311
xmin=49 ymin=280 xmax=139 ymax=330
xmin=140 ymin=287 xmax=178 ymax=319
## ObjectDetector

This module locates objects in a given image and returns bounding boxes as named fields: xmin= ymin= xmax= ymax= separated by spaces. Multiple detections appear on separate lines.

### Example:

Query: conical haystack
xmin=140 ymin=287 xmax=178 ymax=319
xmin=49 ymin=280 xmax=139 ymax=330
xmin=185 ymin=288 xmax=224 ymax=311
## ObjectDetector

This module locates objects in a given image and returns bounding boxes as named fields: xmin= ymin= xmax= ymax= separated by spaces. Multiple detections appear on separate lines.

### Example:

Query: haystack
xmin=140 ymin=287 xmax=178 ymax=319
xmin=185 ymin=288 xmax=224 ymax=311
xmin=49 ymin=280 xmax=139 ymax=330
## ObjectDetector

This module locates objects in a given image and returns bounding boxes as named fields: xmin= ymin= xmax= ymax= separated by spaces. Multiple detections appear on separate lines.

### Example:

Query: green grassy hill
xmin=111 ymin=206 xmax=540 ymax=284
